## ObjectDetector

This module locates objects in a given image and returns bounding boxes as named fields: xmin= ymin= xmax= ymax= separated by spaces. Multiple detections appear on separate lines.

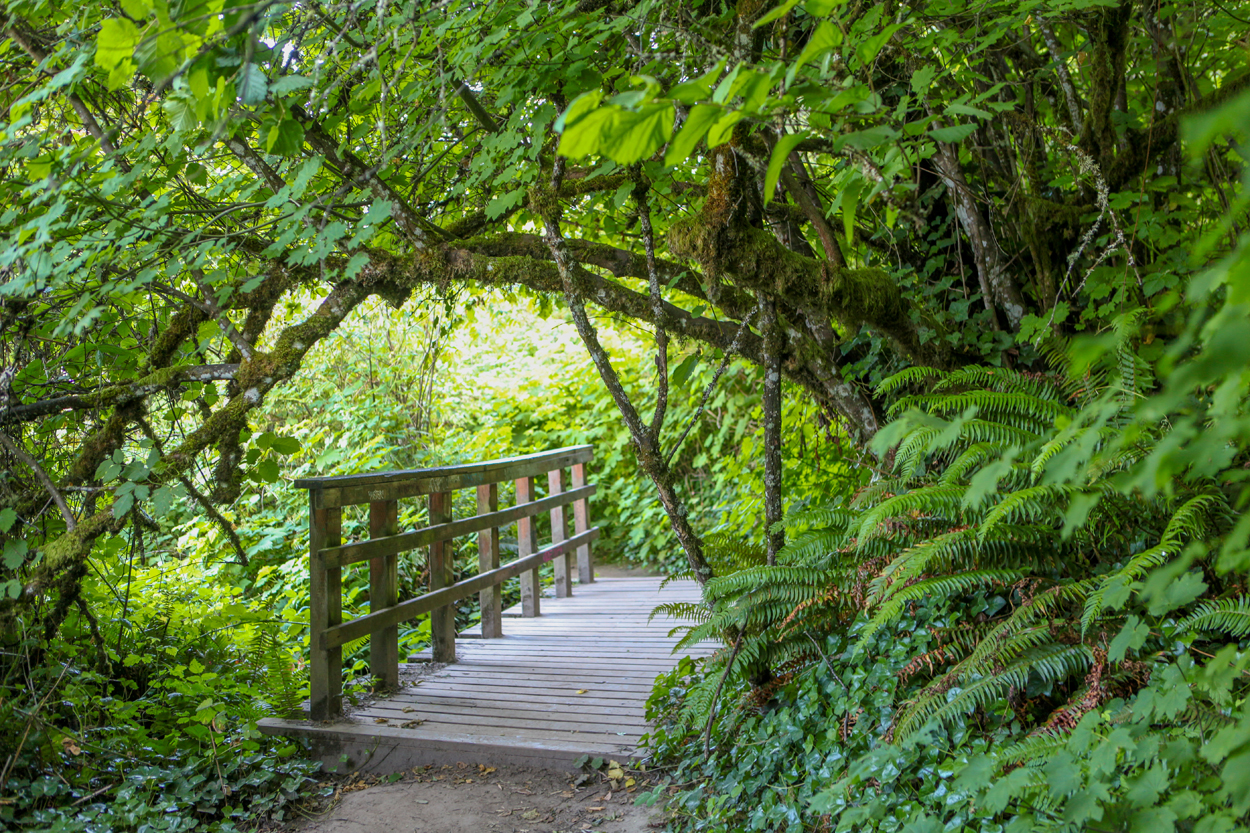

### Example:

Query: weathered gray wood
xmin=548 ymin=468 xmax=571 ymax=598
xmin=299 ymin=445 xmax=593 ymax=508
xmin=516 ymin=476 xmax=540 ymax=618
xmin=322 ymin=527 xmax=599 ymax=648
xmin=318 ymin=484 xmax=596 ymax=569
xmin=308 ymin=504 xmax=342 ymax=721
xmin=476 ymin=483 xmax=502 ymax=638
xmin=368 ymin=499 xmax=399 ymax=691
xmin=428 ymin=491 xmax=455 ymax=663
xmin=267 ymin=578 xmax=711 ymax=774
xmin=571 ymin=462 xmax=593 ymax=583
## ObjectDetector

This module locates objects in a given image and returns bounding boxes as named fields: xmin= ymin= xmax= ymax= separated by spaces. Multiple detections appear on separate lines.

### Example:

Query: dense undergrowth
xmin=2 ymin=297 xmax=840 ymax=831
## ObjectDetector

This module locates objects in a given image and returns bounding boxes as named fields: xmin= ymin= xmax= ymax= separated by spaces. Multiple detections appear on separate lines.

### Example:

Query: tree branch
xmin=0 ymin=430 xmax=75 ymax=530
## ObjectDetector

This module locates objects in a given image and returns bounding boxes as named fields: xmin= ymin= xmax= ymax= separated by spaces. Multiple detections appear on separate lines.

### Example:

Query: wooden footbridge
xmin=259 ymin=446 xmax=712 ymax=772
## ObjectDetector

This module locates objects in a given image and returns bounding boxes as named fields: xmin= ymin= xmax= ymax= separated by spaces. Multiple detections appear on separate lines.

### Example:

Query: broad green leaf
xmin=266 ymin=117 xmax=305 ymax=156
xmin=604 ymin=104 xmax=674 ymax=165
xmin=929 ymin=123 xmax=978 ymax=143
xmin=763 ymin=131 xmax=807 ymax=206
xmin=554 ymin=89 xmax=603 ymax=132
xmin=664 ymin=104 xmax=720 ymax=165
xmin=1108 ymin=615 xmax=1149 ymax=662
xmin=753 ymin=0 xmax=801 ymax=28
xmin=910 ymin=65 xmax=937 ymax=97
xmin=795 ymin=21 xmax=840 ymax=66
xmin=3 ymin=539 xmax=28 ymax=570
xmin=0 ymin=507 xmax=16 ymax=533
xmin=237 ymin=63 xmax=268 ymax=106
xmin=855 ymin=24 xmax=901 ymax=68
xmin=270 ymin=436 xmax=302 ymax=455
xmin=558 ymin=106 xmax=620 ymax=158
xmin=706 ymin=110 xmax=745 ymax=148
xmin=95 ymin=18 xmax=142 ymax=90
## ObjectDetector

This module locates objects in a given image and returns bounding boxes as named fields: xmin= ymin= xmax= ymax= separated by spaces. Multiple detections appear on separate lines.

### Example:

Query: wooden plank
xmin=549 ymin=468 xmax=571 ymax=598
xmin=516 ymin=476 xmax=540 ymax=618
xmin=571 ymin=462 xmax=593 ymax=583
xmin=294 ymin=444 xmax=591 ymax=489
xmin=386 ymin=689 xmax=645 ymax=709
xmin=362 ymin=704 xmax=650 ymax=731
xmin=368 ymin=499 xmax=399 ymax=690
xmin=308 ymin=504 xmax=342 ymax=721
xmin=319 ymin=484 xmax=596 ymax=568
xmin=322 ymin=528 xmax=600 ymax=648
xmin=303 ymin=446 xmax=594 ymax=508
xmin=476 ymin=483 xmax=502 ymax=638
xmin=428 ymin=492 xmax=455 ymax=663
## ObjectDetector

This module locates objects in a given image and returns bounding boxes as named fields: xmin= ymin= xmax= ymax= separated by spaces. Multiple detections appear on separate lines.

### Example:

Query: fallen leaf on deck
xmin=575 ymin=689 xmax=588 ymax=694
xmin=402 ymin=706 xmax=416 ymax=713
xmin=587 ymin=806 xmax=605 ymax=812
xmin=374 ymin=718 xmax=389 ymax=724
xmin=478 ymin=765 xmax=496 ymax=775
xmin=414 ymin=799 xmax=429 ymax=804
xmin=400 ymin=719 xmax=424 ymax=728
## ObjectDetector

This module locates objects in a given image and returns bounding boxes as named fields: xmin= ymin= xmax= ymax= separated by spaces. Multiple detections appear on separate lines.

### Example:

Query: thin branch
xmin=0 ymin=430 xmax=75 ymax=530
xmin=137 ymin=417 xmax=248 ymax=568
xmin=633 ymin=168 xmax=670 ymax=437
xmin=1035 ymin=17 xmax=1084 ymax=132
xmin=665 ymin=309 xmax=758 ymax=467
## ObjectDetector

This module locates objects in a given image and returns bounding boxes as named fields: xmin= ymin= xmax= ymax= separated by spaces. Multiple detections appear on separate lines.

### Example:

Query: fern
xmin=1178 ymin=597 xmax=1250 ymax=638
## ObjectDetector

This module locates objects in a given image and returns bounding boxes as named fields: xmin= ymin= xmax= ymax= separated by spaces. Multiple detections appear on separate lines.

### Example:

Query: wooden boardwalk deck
xmin=259 ymin=576 xmax=712 ymax=772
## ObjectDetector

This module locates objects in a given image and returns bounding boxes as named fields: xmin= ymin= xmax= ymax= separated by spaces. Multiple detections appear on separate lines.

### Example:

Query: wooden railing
xmin=296 ymin=445 xmax=598 ymax=720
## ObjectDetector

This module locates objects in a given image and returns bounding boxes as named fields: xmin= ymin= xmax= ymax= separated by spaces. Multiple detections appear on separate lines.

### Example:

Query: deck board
xmin=259 ymin=576 xmax=713 ymax=772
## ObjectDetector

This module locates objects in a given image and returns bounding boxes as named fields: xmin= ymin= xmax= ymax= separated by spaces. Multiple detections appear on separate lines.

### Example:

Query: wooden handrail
xmin=318 ymin=485 xmax=596 ymax=569
xmin=299 ymin=445 xmax=597 ymax=720
xmin=297 ymin=445 xmax=593 ymax=508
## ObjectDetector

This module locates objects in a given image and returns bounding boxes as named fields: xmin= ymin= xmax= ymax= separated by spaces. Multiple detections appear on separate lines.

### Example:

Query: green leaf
xmin=266 ymin=117 xmax=305 ymax=156
xmin=753 ymin=0 xmax=801 ymax=28
xmin=706 ymin=110 xmax=745 ymax=148
xmin=672 ymin=354 xmax=700 ymax=387
xmin=763 ymin=132 xmax=807 ymax=206
xmin=113 ymin=491 xmax=135 ymax=519
xmin=95 ymin=18 xmax=142 ymax=90
xmin=257 ymin=459 xmax=281 ymax=483
xmin=120 ymin=0 xmax=151 ymax=17
xmin=1108 ymin=615 xmax=1149 ymax=662
xmin=270 ymin=436 xmax=302 ymax=456
xmin=554 ymin=89 xmax=604 ymax=132
xmin=558 ymin=106 xmax=620 ymax=159
xmin=929 ymin=123 xmax=978 ymax=144
xmin=664 ymin=104 xmax=721 ymax=165
xmin=0 ymin=507 xmax=16 ymax=533
xmin=3 ymin=539 xmax=28 ymax=571
xmin=910 ymin=65 xmax=937 ymax=97
xmin=795 ymin=21 xmax=840 ymax=66
xmin=603 ymin=104 xmax=674 ymax=165
xmin=237 ymin=63 xmax=268 ymax=106
xmin=855 ymin=24 xmax=901 ymax=68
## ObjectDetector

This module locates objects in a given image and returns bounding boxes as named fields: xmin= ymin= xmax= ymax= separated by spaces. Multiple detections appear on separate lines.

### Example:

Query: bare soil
xmin=287 ymin=762 xmax=666 ymax=833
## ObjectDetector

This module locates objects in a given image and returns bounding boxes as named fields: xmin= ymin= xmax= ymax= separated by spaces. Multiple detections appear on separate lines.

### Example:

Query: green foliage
xmin=647 ymin=358 xmax=1250 ymax=831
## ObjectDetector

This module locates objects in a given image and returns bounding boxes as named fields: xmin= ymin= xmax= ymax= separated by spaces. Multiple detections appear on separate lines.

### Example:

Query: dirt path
xmin=290 ymin=763 xmax=665 ymax=833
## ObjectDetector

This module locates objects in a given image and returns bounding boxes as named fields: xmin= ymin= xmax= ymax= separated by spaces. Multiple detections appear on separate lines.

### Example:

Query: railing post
xmin=476 ymin=483 xmax=503 ymax=638
xmin=516 ymin=476 xmax=540 ymax=617
xmin=309 ymin=496 xmax=342 ymax=720
xmin=368 ymin=498 xmax=399 ymax=690
xmin=571 ymin=462 xmax=594 ymax=583
xmin=429 ymin=491 xmax=456 ymax=662
xmin=548 ymin=468 xmax=571 ymax=598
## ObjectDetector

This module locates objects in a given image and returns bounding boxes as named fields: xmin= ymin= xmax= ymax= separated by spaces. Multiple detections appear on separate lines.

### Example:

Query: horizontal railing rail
xmin=299 ymin=445 xmax=597 ymax=720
